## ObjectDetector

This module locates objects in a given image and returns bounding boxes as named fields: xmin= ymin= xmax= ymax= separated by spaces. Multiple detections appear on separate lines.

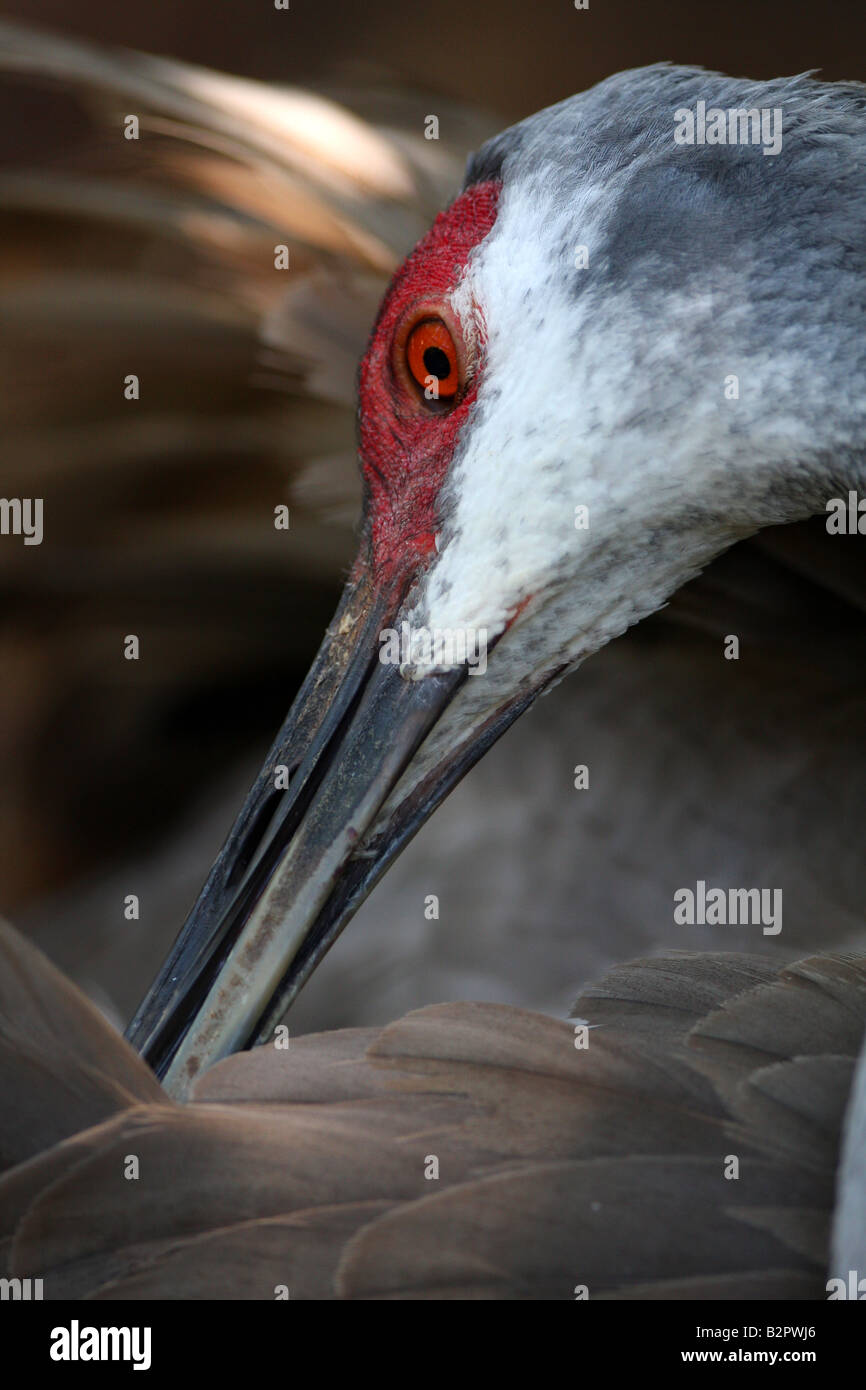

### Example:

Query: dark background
xmin=4 ymin=0 xmax=866 ymax=121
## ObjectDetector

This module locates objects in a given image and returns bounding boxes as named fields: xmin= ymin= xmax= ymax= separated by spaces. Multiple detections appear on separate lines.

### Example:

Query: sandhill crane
xmin=2 ymin=21 xmax=865 ymax=1035
xmin=121 ymin=61 xmax=866 ymax=1104
xmin=1 ymin=22 xmax=865 ymax=1299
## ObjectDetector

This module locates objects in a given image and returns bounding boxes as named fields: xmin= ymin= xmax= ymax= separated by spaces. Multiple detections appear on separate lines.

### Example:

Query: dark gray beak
xmin=126 ymin=537 xmax=540 ymax=1098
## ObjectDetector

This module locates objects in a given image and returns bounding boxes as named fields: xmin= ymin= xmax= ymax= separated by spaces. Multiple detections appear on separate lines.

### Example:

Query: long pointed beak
xmin=127 ymin=535 xmax=541 ymax=1098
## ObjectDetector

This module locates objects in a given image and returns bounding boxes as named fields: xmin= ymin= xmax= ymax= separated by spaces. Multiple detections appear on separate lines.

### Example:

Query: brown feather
xmin=0 ymin=923 xmax=862 ymax=1299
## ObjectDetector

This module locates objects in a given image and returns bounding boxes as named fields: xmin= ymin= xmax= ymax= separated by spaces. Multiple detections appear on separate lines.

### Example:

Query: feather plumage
xmin=0 ymin=919 xmax=861 ymax=1299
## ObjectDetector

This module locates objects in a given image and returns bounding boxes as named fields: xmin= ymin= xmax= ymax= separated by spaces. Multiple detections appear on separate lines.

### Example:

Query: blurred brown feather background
xmin=0 ymin=15 xmax=489 ymax=912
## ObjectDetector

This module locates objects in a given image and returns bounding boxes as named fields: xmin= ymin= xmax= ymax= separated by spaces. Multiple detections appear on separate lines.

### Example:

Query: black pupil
xmin=423 ymin=345 xmax=451 ymax=380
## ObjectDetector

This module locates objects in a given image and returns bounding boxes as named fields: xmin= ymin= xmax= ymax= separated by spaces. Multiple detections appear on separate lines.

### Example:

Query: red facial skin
xmin=357 ymin=180 xmax=502 ymax=600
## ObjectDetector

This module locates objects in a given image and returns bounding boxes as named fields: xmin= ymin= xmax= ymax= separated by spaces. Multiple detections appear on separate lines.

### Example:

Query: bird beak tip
xmin=126 ymin=553 xmax=469 ymax=1098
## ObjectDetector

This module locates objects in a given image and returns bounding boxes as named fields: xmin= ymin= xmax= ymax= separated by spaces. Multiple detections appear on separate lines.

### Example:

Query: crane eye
xmin=405 ymin=318 xmax=460 ymax=399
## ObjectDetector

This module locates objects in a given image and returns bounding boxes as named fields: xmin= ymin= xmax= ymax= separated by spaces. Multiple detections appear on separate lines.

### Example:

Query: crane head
xmin=128 ymin=65 xmax=866 ymax=1095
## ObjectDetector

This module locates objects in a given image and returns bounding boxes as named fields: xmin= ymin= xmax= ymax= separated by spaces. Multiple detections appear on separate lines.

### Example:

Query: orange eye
xmin=405 ymin=318 xmax=460 ymax=399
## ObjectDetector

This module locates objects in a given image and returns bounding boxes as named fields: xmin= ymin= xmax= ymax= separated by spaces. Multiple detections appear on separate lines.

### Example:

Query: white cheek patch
xmin=400 ymin=160 xmax=833 ymax=684
xmin=412 ymin=179 xmax=606 ymax=640
xmin=405 ymin=170 xmax=682 ymax=668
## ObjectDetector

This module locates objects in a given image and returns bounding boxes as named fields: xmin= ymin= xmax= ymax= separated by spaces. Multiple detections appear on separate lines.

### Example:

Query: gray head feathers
xmin=462 ymin=65 xmax=866 ymax=506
